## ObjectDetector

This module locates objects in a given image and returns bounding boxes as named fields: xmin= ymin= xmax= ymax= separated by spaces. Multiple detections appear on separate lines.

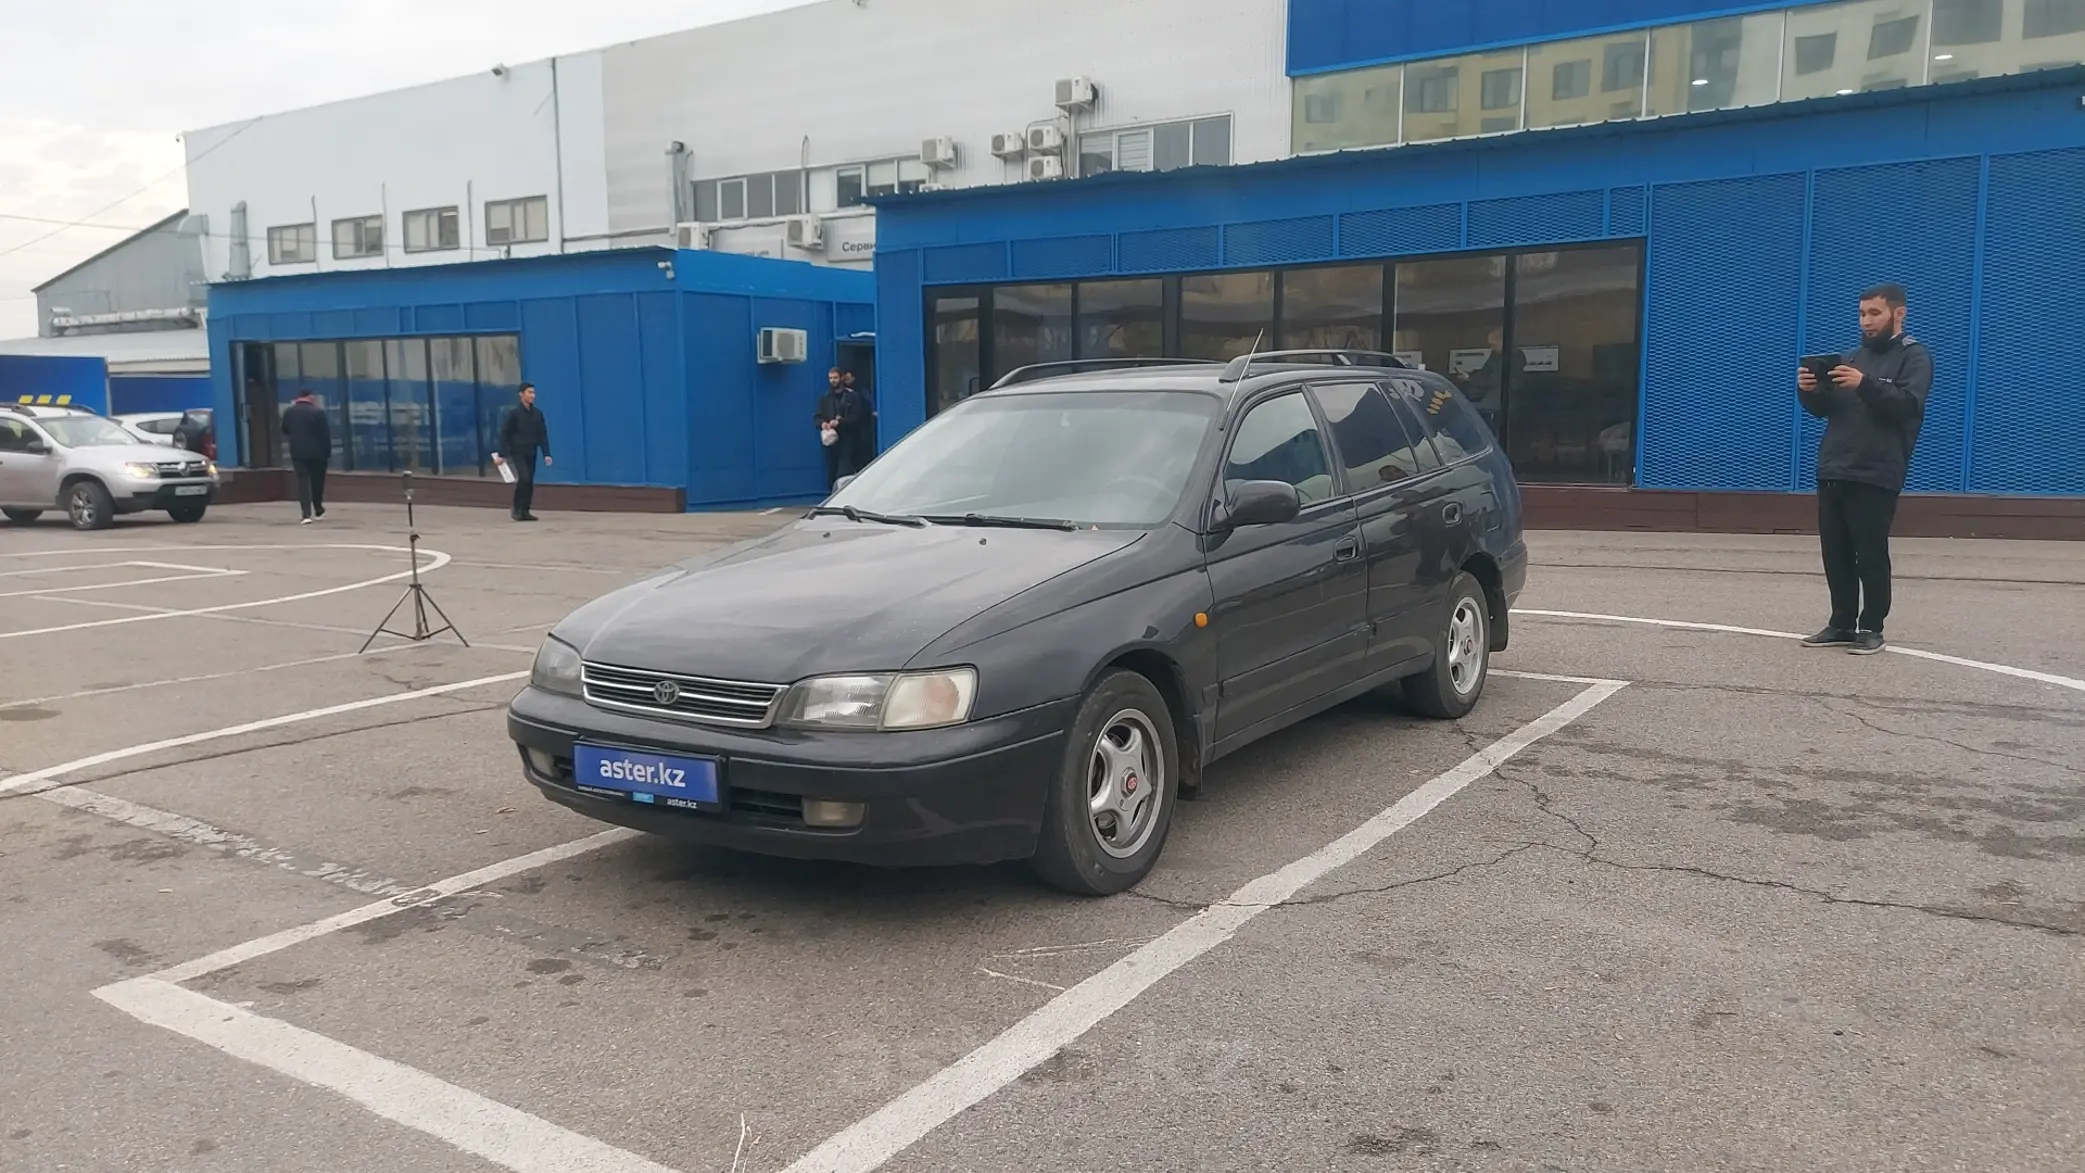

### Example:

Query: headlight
xmin=779 ymin=668 xmax=976 ymax=731
xmin=123 ymin=463 xmax=156 ymax=480
xmin=531 ymin=637 xmax=583 ymax=697
xmin=205 ymin=461 xmax=219 ymax=479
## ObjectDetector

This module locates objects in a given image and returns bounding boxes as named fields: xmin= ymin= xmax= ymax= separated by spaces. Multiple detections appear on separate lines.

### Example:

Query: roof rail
xmin=988 ymin=358 xmax=1215 ymax=390
xmin=1218 ymin=349 xmax=1412 ymax=383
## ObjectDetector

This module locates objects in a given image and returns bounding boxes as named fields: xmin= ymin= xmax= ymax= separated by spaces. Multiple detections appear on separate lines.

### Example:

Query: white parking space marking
xmin=0 ymin=543 xmax=451 ymax=641
xmin=0 ymin=560 xmax=248 ymax=598
xmin=1520 ymin=608 xmax=2085 ymax=695
xmin=781 ymin=678 xmax=1628 ymax=1173
xmin=0 ymin=670 xmax=526 ymax=801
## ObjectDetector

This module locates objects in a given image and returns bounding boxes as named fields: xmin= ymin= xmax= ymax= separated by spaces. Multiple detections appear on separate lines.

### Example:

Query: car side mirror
xmin=832 ymin=475 xmax=855 ymax=492
xmin=23 ymin=438 xmax=49 ymax=455
xmin=1218 ymin=480 xmax=1301 ymax=530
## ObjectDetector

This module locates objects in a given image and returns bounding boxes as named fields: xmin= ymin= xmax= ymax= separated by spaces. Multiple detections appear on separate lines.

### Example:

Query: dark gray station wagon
xmin=509 ymin=351 xmax=1526 ymax=895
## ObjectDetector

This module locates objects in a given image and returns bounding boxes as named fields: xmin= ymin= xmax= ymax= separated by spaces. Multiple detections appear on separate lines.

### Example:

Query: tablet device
xmin=1800 ymin=354 xmax=1840 ymax=382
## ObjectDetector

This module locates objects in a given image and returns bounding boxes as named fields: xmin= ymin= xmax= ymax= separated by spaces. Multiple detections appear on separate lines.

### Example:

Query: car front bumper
xmin=118 ymin=480 xmax=217 ymax=512
xmin=507 ymin=686 xmax=1076 ymax=867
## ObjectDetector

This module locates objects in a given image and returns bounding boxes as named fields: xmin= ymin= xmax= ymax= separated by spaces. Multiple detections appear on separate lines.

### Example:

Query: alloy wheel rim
xmin=1446 ymin=598 xmax=1485 ymax=696
xmin=69 ymin=488 xmax=96 ymax=527
xmin=1087 ymin=708 xmax=1164 ymax=859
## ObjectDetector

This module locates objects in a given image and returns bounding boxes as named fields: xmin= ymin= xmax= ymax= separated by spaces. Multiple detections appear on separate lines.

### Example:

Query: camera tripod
xmin=360 ymin=471 xmax=468 ymax=652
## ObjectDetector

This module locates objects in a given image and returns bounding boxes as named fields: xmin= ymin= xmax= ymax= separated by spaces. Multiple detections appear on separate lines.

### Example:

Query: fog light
xmin=524 ymin=748 xmax=558 ymax=777
xmin=802 ymin=800 xmax=865 ymax=829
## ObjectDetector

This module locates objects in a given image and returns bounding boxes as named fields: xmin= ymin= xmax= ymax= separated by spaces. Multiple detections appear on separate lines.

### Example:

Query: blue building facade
xmin=872 ymin=55 xmax=2085 ymax=499
xmin=207 ymin=249 xmax=875 ymax=508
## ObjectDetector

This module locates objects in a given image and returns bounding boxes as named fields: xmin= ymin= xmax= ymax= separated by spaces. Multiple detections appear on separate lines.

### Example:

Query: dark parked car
xmin=508 ymin=351 xmax=1526 ymax=895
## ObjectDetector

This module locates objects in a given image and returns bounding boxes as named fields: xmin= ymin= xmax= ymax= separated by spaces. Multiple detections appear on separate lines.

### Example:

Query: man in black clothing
xmin=842 ymin=370 xmax=877 ymax=473
xmin=494 ymin=383 xmax=552 ymax=521
xmin=814 ymin=369 xmax=867 ymax=491
xmin=279 ymin=390 xmax=331 ymax=524
xmin=1797 ymin=284 xmax=1932 ymax=656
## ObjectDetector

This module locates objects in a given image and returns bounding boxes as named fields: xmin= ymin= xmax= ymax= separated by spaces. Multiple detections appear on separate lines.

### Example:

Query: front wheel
xmin=1401 ymin=571 xmax=1491 ymax=720
xmin=66 ymin=481 xmax=115 ymax=531
xmin=167 ymin=502 xmax=208 ymax=524
xmin=1 ymin=508 xmax=42 ymax=525
xmin=1029 ymin=670 xmax=1181 ymax=896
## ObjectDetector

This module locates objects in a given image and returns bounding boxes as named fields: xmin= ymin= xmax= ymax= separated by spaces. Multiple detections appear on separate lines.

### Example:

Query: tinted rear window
xmin=1396 ymin=376 xmax=1496 ymax=464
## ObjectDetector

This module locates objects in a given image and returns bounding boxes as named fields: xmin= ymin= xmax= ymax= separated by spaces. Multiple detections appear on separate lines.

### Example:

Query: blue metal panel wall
xmin=1010 ymin=234 xmax=1114 ymax=280
xmin=572 ymin=294 xmax=645 ymax=485
xmin=635 ymin=291 xmax=684 ymax=488
xmin=683 ymin=292 xmax=751 ymax=506
xmin=518 ymin=298 xmax=588 ymax=483
xmin=108 ymin=375 xmax=212 ymax=415
xmin=1972 ymin=147 xmax=2085 ymax=495
xmin=875 ymin=250 xmax=926 ymax=446
xmin=1288 ymin=0 xmax=1838 ymax=74
xmin=0 ymin=355 xmax=108 ymax=413
xmin=1466 ymin=190 xmax=1605 ymax=250
xmin=747 ymin=298 xmax=832 ymax=502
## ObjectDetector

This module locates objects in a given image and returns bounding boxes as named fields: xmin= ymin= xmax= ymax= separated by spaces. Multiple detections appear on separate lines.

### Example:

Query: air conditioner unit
xmin=1055 ymin=77 xmax=1098 ymax=110
xmin=758 ymin=326 xmax=810 ymax=365
xmin=990 ymin=131 xmax=1028 ymax=159
xmin=919 ymin=136 xmax=958 ymax=169
xmin=1027 ymin=125 xmax=1066 ymax=154
xmin=784 ymin=216 xmax=824 ymax=250
xmin=918 ymin=181 xmax=950 ymax=193
xmin=1026 ymin=156 xmax=1064 ymax=181
xmin=675 ymin=223 xmax=706 ymax=249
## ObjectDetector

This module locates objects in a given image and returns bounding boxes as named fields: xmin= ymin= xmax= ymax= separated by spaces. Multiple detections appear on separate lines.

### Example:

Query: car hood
xmin=566 ymin=520 xmax=1142 ymax=683
xmin=73 ymin=442 xmax=199 ymax=465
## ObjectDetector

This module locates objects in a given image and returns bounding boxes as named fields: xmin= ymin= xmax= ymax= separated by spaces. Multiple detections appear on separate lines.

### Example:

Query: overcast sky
xmin=0 ymin=0 xmax=817 ymax=338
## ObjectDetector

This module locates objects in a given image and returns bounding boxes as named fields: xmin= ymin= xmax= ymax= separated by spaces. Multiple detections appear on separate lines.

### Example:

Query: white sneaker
xmin=299 ymin=516 xmax=315 ymax=525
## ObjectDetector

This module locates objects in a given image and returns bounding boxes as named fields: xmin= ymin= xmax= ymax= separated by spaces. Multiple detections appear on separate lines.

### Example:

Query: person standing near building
xmin=493 ymin=382 xmax=552 ymax=522
xmin=814 ymin=369 xmax=866 ymax=491
xmin=1797 ymin=284 xmax=1931 ymax=656
xmin=279 ymin=389 xmax=331 ymax=525
xmin=842 ymin=370 xmax=876 ymax=472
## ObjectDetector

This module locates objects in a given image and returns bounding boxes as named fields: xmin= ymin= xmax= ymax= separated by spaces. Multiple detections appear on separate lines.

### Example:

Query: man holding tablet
xmin=1796 ymin=284 xmax=1932 ymax=656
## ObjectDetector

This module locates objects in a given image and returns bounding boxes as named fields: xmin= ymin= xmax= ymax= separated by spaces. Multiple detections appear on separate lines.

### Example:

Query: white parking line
xmin=3 ymin=640 xmax=522 ymax=711
xmin=0 ymin=568 xmax=248 ymax=599
xmin=1519 ymin=608 xmax=2085 ymax=695
xmin=89 ymin=676 xmax=1623 ymax=1173
xmin=0 ymin=543 xmax=451 ymax=641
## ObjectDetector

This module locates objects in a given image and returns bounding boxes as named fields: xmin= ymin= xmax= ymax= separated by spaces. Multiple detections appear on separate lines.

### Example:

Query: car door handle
xmin=1335 ymin=538 xmax=1360 ymax=562
xmin=1442 ymin=502 xmax=1463 ymax=526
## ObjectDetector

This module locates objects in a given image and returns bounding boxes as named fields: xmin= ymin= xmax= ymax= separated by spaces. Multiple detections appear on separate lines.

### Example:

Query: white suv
xmin=0 ymin=405 xmax=219 ymax=530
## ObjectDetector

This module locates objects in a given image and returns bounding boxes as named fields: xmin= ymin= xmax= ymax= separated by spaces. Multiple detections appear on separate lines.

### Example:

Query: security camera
xmin=491 ymin=64 xmax=508 ymax=77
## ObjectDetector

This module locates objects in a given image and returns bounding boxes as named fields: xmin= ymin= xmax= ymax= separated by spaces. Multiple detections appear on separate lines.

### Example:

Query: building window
xmin=835 ymin=166 xmax=867 ymax=209
xmin=1530 ymin=34 xmax=1645 ymax=127
xmin=1292 ymin=65 xmax=1402 ymax=153
xmin=403 ymin=207 xmax=460 ymax=253
xmin=1280 ymin=265 xmax=1385 ymax=351
xmin=928 ymin=293 xmax=982 ymax=416
xmin=991 ymin=283 xmax=1074 ymax=377
xmin=1076 ymin=279 xmax=1164 ymax=359
xmin=267 ymin=223 xmax=316 ymax=265
xmin=1552 ymin=59 xmax=1593 ymax=101
xmin=1647 ymin=13 xmax=1785 ymax=116
xmin=1480 ymin=67 xmax=1524 ymax=111
xmin=1180 ymin=271 xmax=1274 ymax=360
xmin=1409 ymin=65 xmax=1460 ymax=114
xmin=331 ymin=216 xmax=383 ymax=260
xmin=485 ymin=196 xmax=549 ymax=246
xmin=2027 ymin=0 xmax=2085 ymax=37
xmin=1602 ymin=40 xmax=1647 ymax=91
xmin=1794 ymin=32 xmax=1838 ymax=74
xmin=1869 ymin=14 xmax=1921 ymax=58
xmin=245 ymin=334 xmax=520 ymax=476
xmin=1932 ymin=0 xmax=2003 ymax=46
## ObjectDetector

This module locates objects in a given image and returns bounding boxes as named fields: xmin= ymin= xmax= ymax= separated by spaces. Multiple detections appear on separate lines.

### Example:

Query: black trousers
xmin=293 ymin=458 xmax=328 ymax=518
xmin=1818 ymin=479 xmax=1900 ymax=633
xmin=510 ymin=452 xmax=538 ymax=518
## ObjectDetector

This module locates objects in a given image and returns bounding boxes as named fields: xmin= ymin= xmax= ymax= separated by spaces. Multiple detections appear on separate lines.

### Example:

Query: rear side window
xmin=1396 ymin=375 xmax=1495 ymax=463
xmin=1225 ymin=392 xmax=1336 ymax=506
xmin=1312 ymin=381 xmax=1439 ymax=489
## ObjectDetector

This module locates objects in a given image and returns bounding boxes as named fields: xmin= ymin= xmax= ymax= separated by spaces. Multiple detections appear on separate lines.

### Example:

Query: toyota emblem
xmin=653 ymin=679 xmax=681 ymax=706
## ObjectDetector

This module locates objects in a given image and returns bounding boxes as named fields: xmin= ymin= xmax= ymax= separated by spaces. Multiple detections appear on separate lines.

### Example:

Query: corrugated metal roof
xmin=0 ymin=329 xmax=209 ymax=374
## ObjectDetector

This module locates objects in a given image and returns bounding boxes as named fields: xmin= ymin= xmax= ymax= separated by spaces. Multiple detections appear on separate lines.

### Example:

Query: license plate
xmin=174 ymin=484 xmax=209 ymax=496
xmin=572 ymin=744 xmax=720 ymax=809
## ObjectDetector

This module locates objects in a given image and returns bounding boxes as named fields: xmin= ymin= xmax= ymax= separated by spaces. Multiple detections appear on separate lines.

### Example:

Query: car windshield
xmin=42 ymin=416 xmax=139 ymax=448
xmin=827 ymin=390 xmax=1218 ymax=527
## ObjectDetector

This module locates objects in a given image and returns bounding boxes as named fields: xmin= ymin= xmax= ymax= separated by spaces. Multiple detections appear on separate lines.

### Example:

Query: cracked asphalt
xmin=2 ymin=508 xmax=2081 ymax=1172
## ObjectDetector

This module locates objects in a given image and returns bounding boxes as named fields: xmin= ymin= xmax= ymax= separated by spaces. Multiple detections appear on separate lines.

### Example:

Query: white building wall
xmin=184 ymin=56 xmax=612 ymax=283
xmin=601 ymin=0 xmax=1292 ymax=251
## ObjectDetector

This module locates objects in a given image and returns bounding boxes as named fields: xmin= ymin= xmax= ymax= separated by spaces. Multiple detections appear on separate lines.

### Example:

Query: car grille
xmin=580 ymin=662 xmax=785 ymax=728
xmin=153 ymin=460 xmax=208 ymax=478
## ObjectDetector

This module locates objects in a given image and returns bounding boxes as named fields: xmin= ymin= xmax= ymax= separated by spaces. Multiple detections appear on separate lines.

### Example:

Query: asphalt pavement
xmin=1 ymin=502 xmax=2079 ymax=1173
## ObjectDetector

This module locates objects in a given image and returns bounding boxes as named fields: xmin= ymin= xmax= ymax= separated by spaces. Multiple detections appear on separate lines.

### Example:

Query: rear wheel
xmin=1029 ymin=670 xmax=1180 ymax=896
xmin=167 ymin=502 xmax=207 ymax=524
xmin=1401 ymin=571 xmax=1490 ymax=720
xmin=65 ymin=481 xmax=114 ymax=531
xmin=1 ymin=508 xmax=42 ymax=525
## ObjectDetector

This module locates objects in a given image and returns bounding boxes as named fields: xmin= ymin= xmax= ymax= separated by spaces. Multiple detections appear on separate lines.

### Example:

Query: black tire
xmin=1 ymin=508 xmax=41 ymax=525
xmin=1029 ymin=670 xmax=1181 ymax=897
xmin=65 ymin=480 xmax=115 ymax=531
xmin=1401 ymin=570 xmax=1491 ymax=720
xmin=167 ymin=502 xmax=208 ymax=524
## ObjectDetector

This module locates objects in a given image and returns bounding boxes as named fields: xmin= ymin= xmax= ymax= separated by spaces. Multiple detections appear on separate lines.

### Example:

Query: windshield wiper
xmin=923 ymin=513 xmax=1080 ymax=532
xmin=806 ymin=505 xmax=928 ymax=528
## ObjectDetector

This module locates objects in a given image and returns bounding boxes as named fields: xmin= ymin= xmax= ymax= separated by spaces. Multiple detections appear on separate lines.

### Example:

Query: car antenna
xmin=1219 ymin=330 xmax=1266 ymax=433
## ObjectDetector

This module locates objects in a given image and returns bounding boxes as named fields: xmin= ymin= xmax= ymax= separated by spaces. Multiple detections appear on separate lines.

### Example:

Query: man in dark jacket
xmin=1797 ymin=283 xmax=1932 ymax=656
xmin=493 ymin=383 xmax=552 ymax=522
xmin=279 ymin=390 xmax=331 ymax=524
xmin=814 ymin=369 xmax=867 ymax=491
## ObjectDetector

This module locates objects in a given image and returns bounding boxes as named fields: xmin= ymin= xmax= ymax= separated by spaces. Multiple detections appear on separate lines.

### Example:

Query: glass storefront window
xmin=271 ymin=343 xmax=302 ymax=466
xmin=1649 ymin=12 xmax=1787 ymax=115
xmin=342 ymin=341 xmax=387 ymax=473
xmin=1527 ymin=32 xmax=1648 ymax=128
xmin=1392 ymin=255 xmax=1508 ymax=436
xmin=1784 ymin=1 xmax=1927 ymax=100
xmin=1180 ymin=271 xmax=1275 ymax=360
xmin=1279 ymin=265 xmax=1385 ymax=350
xmin=384 ymin=340 xmax=434 ymax=474
xmin=1406 ymin=48 xmax=1528 ymax=142
xmin=299 ymin=342 xmax=347 ymax=468
xmin=1076 ymin=279 xmax=1164 ymax=359
xmin=1292 ymin=63 xmax=1403 ymax=152
xmin=929 ymin=294 xmax=982 ymax=416
xmin=1507 ymin=248 xmax=1642 ymax=485
xmin=991 ymin=283 xmax=1074 ymax=382
xmin=430 ymin=338 xmax=478 ymax=475
xmin=474 ymin=336 xmax=522 ymax=471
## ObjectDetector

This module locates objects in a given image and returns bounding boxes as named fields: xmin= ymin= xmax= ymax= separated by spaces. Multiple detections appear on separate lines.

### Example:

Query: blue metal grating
xmin=1466 ymin=190 xmax=1605 ymax=249
xmin=1337 ymin=203 xmax=1461 ymax=258
xmin=1223 ymin=216 xmax=1336 ymax=267
xmin=1640 ymin=173 xmax=1807 ymax=491
xmin=1972 ymin=148 xmax=2085 ymax=495
xmin=1117 ymin=226 xmax=1222 ymax=273
xmin=921 ymin=242 xmax=1008 ymax=285
xmin=1009 ymin=234 xmax=1114 ymax=280
xmin=1800 ymin=157 xmax=1980 ymax=493
xmin=414 ymin=304 xmax=466 ymax=334
xmin=1609 ymin=187 xmax=1646 ymax=237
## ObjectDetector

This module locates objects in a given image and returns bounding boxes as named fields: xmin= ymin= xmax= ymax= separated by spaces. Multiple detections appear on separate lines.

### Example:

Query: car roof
xmin=973 ymin=352 xmax=1443 ymax=405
